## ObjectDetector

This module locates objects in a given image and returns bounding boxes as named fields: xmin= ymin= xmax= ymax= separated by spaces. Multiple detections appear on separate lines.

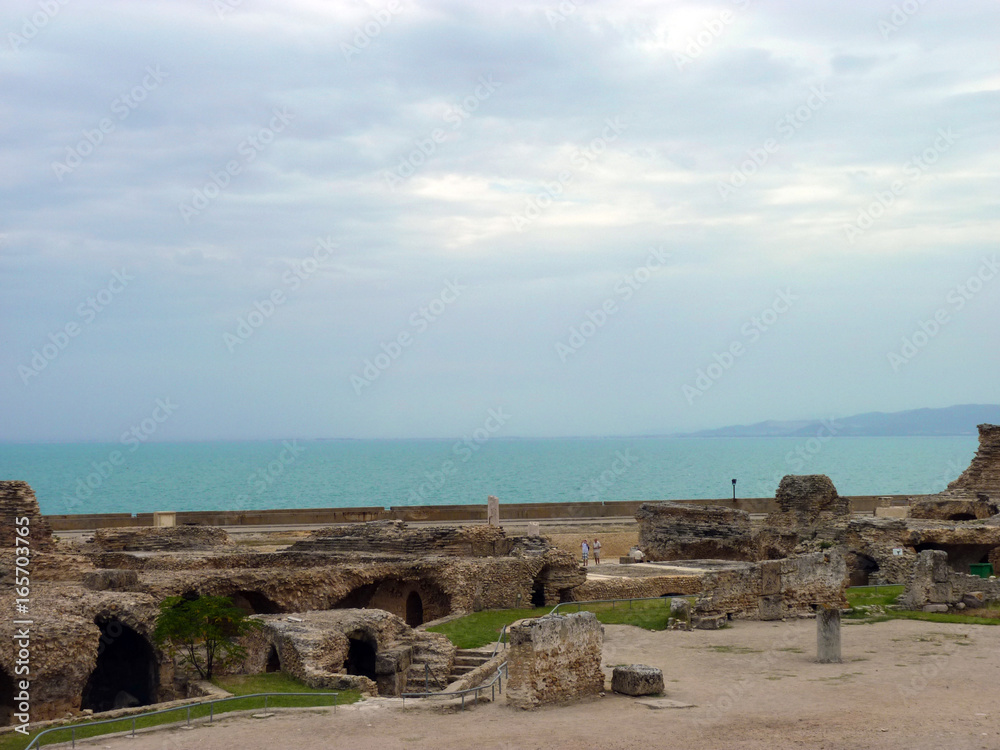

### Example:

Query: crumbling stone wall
xmin=0 ymin=480 xmax=54 ymax=551
xmin=694 ymin=551 xmax=847 ymax=621
xmin=766 ymin=475 xmax=849 ymax=536
xmin=900 ymin=549 xmax=1000 ymax=609
xmin=93 ymin=526 xmax=233 ymax=552
xmin=910 ymin=495 xmax=998 ymax=521
xmin=946 ymin=423 xmax=1000 ymax=497
xmin=506 ymin=612 xmax=604 ymax=710
xmin=636 ymin=503 xmax=756 ymax=561
xmin=288 ymin=521 xmax=531 ymax=557
xmin=235 ymin=609 xmax=454 ymax=696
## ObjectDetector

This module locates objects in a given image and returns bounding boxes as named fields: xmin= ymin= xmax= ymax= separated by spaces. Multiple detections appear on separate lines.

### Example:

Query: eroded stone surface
xmin=506 ymin=612 xmax=604 ymax=710
xmin=611 ymin=664 xmax=664 ymax=696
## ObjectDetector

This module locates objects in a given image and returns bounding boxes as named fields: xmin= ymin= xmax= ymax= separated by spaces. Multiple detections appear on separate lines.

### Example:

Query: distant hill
xmin=678 ymin=404 xmax=1000 ymax=438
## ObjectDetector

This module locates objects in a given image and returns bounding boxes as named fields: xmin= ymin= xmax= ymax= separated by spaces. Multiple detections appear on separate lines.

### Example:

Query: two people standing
xmin=582 ymin=538 xmax=601 ymax=565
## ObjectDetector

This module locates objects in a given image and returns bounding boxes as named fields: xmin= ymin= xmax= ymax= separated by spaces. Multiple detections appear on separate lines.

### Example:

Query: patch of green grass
xmin=1 ymin=673 xmax=358 ymax=750
xmin=846 ymin=585 xmax=905 ymax=608
xmin=427 ymin=599 xmax=689 ymax=649
xmin=704 ymin=645 xmax=763 ymax=654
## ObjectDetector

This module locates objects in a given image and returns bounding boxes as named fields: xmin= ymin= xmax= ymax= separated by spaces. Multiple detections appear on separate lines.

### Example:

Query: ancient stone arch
xmin=229 ymin=590 xmax=283 ymax=615
xmin=405 ymin=591 xmax=424 ymax=627
xmin=81 ymin=618 xmax=158 ymax=713
xmin=343 ymin=630 xmax=378 ymax=680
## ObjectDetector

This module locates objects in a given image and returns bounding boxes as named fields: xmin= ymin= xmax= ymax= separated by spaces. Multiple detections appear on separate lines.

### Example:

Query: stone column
xmin=816 ymin=606 xmax=842 ymax=663
xmin=487 ymin=495 xmax=500 ymax=526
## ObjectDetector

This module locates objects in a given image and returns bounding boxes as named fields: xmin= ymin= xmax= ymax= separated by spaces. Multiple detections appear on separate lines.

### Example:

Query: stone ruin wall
xmin=946 ymin=423 xmax=1000 ymax=497
xmin=636 ymin=502 xmax=757 ymax=562
xmin=901 ymin=549 xmax=1000 ymax=609
xmin=694 ymin=551 xmax=848 ymax=621
xmin=0 ymin=480 xmax=54 ymax=551
xmin=506 ymin=612 xmax=604 ymax=710
xmin=92 ymin=526 xmax=234 ymax=552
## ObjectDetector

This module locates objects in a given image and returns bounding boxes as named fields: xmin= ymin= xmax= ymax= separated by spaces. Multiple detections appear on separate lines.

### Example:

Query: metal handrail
xmin=401 ymin=661 xmax=508 ymax=708
xmin=25 ymin=691 xmax=341 ymax=750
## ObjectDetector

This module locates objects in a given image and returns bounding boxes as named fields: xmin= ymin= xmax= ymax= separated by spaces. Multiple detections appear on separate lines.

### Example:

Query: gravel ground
xmin=86 ymin=617 xmax=1000 ymax=750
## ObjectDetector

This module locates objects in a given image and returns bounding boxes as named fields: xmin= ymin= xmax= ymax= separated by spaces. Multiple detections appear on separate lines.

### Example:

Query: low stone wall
xmin=900 ymin=549 xmax=1000 ymax=609
xmin=506 ymin=612 xmax=604 ymax=710
xmin=93 ymin=526 xmax=233 ymax=552
xmin=694 ymin=551 xmax=848 ymax=621
xmin=636 ymin=503 xmax=756 ymax=561
xmin=566 ymin=574 xmax=702 ymax=601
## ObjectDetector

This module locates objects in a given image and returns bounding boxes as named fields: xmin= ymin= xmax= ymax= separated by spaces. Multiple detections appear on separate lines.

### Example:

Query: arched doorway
xmin=229 ymin=590 xmax=282 ymax=615
xmin=530 ymin=580 xmax=546 ymax=607
xmin=405 ymin=591 xmax=424 ymax=627
xmin=344 ymin=634 xmax=377 ymax=680
xmin=265 ymin=645 xmax=281 ymax=673
xmin=848 ymin=553 xmax=880 ymax=587
xmin=0 ymin=668 xmax=14 ymax=727
xmin=81 ymin=619 xmax=158 ymax=713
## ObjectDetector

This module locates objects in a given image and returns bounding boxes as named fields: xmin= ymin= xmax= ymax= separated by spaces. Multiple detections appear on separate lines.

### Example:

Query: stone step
xmin=449 ymin=664 xmax=478 ymax=676
xmin=453 ymin=656 xmax=491 ymax=667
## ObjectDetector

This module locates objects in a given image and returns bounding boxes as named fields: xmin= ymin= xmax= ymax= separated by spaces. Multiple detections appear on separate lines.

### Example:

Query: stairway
xmin=447 ymin=649 xmax=494 ymax=681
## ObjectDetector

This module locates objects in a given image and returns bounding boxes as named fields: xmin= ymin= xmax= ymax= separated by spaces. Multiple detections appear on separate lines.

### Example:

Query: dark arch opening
xmin=948 ymin=513 xmax=977 ymax=522
xmin=530 ymin=580 xmax=546 ymax=607
xmin=344 ymin=633 xmax=377 ymax=680
xmin=405 ymin=591 xmax=424 ymax=627
xmin=0 ymin=668 xmax=14 ymax=727
xmin=265 ymin=645 xmax=281 ymax=673
xmin=81 ymin=619 xmax=158 ymax=713
xmin=230 ymin=590 xmax=282 ymax=615
xmin=848 ymin=553 xmax=880 ymax=587
xmin=337 ymin=583 xmax=378 ymax=609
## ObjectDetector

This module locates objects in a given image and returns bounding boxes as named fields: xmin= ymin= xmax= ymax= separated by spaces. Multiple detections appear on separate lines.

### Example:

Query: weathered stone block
xmin=963 ymin=592 xmax=985 ymax=609
xmin=506 ymin=612 xmax=604 ymax=710
xmin=758 ymin=594 xmax=783 ymax=621
xmin=761 ymin=560 xmax=781 ymax=595
xmin=636 ymin=503 xmax=755 ymax=561
xmin=693 ymin=614 xmax=727 ymax=630
xmin=669 ymin=597 xmax=691 ymax=620
xmin=612 ymin=665 xmax=663 ymax=696
xmin=922 ymin=604 xmax=949 ymax=613
xmin=816 ymin=607 xmax=842 ymax=663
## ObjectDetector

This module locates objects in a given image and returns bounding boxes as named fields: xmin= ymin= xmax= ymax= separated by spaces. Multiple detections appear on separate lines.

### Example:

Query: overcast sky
xmin=1 ymin=0 xmax=997 ymax=442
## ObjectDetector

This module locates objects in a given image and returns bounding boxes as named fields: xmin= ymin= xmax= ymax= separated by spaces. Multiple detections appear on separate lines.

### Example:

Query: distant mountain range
xmin=678 ymin=404 xmax=1000 ymax=438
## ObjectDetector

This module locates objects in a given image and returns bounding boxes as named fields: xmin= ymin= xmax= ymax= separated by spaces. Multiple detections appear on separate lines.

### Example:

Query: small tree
xmin=153 ymin=595 xmax=262 ymax=680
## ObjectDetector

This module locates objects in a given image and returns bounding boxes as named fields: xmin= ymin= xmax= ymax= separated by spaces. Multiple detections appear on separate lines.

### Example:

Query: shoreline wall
xmin=43 ymin=494 xmax=914 ymax=530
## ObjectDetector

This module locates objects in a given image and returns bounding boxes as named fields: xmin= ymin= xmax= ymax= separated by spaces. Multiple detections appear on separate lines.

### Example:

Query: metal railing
xmin=25 ymin=692 xmax=342 ymax=750
xmin=401 ymin=661 xmax=508 ymax=708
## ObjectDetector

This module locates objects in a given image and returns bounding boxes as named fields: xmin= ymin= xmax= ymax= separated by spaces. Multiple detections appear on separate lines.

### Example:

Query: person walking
xmin=593 ymin=538 xmax=601 ymax=565
xmin=581 ymin=539 xmax=590 ymax=566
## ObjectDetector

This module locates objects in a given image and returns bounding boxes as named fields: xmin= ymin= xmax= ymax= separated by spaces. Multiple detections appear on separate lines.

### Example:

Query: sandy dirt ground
xmin=86 ymin=617 xmax=1000 ymax=750
xmin=546 ymin=529 xmax=638 ymax=561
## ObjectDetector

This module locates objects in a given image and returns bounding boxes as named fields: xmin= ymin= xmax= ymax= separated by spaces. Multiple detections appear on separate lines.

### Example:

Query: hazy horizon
xmin=2 ymin=1 xmax=998 ymax=443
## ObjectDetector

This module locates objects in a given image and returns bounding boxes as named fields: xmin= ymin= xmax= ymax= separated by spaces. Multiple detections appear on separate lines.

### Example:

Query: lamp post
xmin=732 ymin=478 xmax=737 ymax=501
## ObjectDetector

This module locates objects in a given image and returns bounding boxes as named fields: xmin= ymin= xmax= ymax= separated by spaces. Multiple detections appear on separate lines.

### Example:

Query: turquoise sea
xmin=0 ymin=436 xmax=979 ymax=516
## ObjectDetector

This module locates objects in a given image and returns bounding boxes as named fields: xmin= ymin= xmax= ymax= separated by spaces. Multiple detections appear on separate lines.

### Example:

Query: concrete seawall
xmin=43 ymin=494 xmax=912 ymax=531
